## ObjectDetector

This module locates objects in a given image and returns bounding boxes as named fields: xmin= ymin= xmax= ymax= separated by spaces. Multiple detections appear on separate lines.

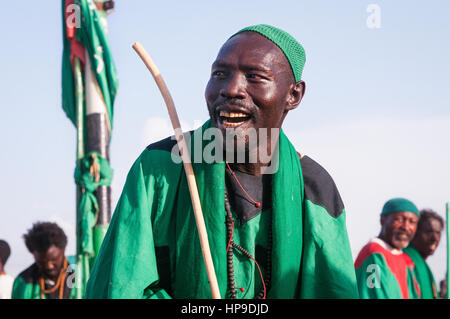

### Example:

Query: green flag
xmin=61 ymin=0 xmax=118 ymax=298
xmin=62 ymin=0 xmax=118 ymax=130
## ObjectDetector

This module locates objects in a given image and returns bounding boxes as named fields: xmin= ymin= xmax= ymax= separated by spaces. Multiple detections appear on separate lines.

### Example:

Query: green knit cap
xmin=231 ymin=24 xmax=306 ymax=82
xmin=381 ymin=198 xmax=420 ymax=218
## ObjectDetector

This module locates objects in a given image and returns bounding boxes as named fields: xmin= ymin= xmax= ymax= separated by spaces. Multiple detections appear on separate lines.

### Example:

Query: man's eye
xmin=247 ymin=73 xmax=269 ymax=82
xmin=247 ymin=73 xmax=261 ymax=79
xmin=212 ymin=70 xmax=225 ymax=77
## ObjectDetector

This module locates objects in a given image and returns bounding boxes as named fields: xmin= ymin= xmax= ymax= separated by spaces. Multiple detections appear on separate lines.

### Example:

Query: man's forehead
xmin=212 ymin=59 xmax=273 ymax=73
xmin=423 ymin=217 xmax=443 ymax=230
xmin=34 ymin=245 xmax=64 ymax=258
xmin=389 ymin=211 xmax=419 ymax=220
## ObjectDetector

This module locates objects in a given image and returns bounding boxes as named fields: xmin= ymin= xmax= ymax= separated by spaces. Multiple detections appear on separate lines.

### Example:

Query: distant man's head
xmin=410 ymin=209 xmax=444 ymax=260
xmin=379 ymin=198 xmax=420 ymax=250
xmin=0 ymin=239 xmax=11 ymax=269
xmin=24 ymin=222 xmax=67 ymax=280
xmin=205 ymin=25 xmax=306 ymax=154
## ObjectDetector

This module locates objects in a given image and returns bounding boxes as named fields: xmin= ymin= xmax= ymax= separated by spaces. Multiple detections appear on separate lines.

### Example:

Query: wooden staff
xmin=132 ymin=42 xmax=221 ymax=299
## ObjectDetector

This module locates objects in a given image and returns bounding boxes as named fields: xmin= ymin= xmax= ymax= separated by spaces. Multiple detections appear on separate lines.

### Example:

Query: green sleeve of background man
xmin=11 ymin=276 xmax=40 ymax=299
xmin=355 ymin=253 xmax=403 ymax=299
xmin=85 ymin=149 xmax=180 ymax=299
xmin=300 ymin=202 xmax=359 ymax=298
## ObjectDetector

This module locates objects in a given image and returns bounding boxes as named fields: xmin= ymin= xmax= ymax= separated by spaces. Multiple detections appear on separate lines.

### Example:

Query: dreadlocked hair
xmin=24 ymin=222 xmax=67 ymax=253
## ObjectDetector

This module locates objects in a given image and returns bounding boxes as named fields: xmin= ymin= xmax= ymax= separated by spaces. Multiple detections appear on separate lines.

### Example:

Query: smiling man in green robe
xmin=85 ymin=24 xmax=358 ymax=299
xmin=404 ymin=209 xmax=444 ymax=299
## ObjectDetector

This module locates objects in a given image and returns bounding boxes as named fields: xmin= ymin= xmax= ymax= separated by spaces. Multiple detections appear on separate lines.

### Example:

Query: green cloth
xmin=62 ymin=0 xmax=118 ymax=129
xmin=381 ymin=198 xmax=420 ymax=217
xmin=85 ymin=120 xmax=358 ymax=299
xmin=404 ymin=245 xmax=437 ymax=299
xmin=232 ymin=24 xmax=306 ymax=82
xmin=74 ymin=151 xmax=113 ymax=256
xmin=355 ymin=239 xmax=420 ymax=299
xmin=12 ymin=277 xmax=40 ymax=299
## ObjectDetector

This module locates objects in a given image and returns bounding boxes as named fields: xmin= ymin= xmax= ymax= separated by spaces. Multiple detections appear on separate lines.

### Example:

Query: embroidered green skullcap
xmin=381 ymin=198 xmax=420 ymax=218
xmin=231 ymin=24 xmax=306 ymax=82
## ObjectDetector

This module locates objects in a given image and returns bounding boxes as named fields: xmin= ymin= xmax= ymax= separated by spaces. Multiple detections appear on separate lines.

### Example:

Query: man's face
xmin=380 ymin=211 xmax=419 ymax=250
xmin=33 ymin=245 xmax=65 ymax=280
xmin=411 ymin=218 xmax=442 ymax=259
xmin=205 ymin=32 xmax=302 ymax=153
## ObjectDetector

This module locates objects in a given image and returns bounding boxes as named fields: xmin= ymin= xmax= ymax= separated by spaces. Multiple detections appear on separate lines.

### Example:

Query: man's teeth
xmin=219 ymin=111 xmax=249 ymax=118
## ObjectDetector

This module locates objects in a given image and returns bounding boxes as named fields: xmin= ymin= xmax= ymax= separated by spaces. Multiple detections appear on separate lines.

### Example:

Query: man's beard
xmin=391 ymin=230 xmax=412 ymax=249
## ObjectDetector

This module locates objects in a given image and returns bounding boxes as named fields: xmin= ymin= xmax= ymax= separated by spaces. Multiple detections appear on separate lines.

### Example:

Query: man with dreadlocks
xmin=404 ymin=209 xmax=444 ymax=299
xmin=12 ymin=222 xmax=75 ymax=299
xmin=86 ymin=24 xmax=358 ymax=299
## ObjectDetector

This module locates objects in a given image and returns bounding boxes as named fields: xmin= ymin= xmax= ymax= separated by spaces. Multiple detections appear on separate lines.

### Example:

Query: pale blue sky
xmin=1 ymin=1 xmax=449 ymax=287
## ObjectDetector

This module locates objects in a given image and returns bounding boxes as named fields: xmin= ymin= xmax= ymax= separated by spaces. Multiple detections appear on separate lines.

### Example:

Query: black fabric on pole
xmin=86 ymin=113 xmax=112 ymax=225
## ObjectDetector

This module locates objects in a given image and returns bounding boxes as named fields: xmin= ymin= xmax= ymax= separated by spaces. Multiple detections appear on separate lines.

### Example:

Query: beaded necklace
xmin=39 ymin=258 xmax=68 ymax=299
xmin=224 ymin=165 xmax=272 ymax=299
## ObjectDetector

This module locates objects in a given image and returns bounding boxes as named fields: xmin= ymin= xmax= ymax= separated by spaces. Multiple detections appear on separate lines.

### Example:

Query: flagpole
xmin=84 ymin=53 xmax=112 ymax=257
xmin=74 ymin=56 xmax=85 ymax=299
xmin=63 ymin=0 xmax=117 ymax=298
xmin=87 ymin=0 xmax=115 ymax=259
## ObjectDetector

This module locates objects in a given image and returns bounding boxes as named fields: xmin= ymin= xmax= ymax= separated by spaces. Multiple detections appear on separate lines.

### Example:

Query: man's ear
xmin=378 ymin=215 xmax=387 ymax=237
xmin=286 ymin=80 xmax=305 ymax=111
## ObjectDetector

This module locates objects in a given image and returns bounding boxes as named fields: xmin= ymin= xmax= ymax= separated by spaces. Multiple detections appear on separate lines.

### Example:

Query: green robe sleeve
xmin=11 ymin=267 xmax=41 ymax=299
xmin=301 ymin=202 xmax=359 ymax=298
xmin=11 ymin=277 xmax=24 ymax=299
xmin=355 ymin=253 xmax=403 ymax=299
xmin=11 ymin=276 xmax=39 ymax=299
xmin=298 ymin=156 xmax=359 ymax=298
xmin=85 ymin=148 xmax=180 ymax=299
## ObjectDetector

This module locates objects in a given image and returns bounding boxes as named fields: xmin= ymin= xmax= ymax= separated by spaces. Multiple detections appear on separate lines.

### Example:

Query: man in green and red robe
xmin=355 ymin=198 xmax=421 ymax=299
xmin=85 ymin=24 xmax=359 ymax=299
xmin=404 ymin=209 xmax=444 ymax=299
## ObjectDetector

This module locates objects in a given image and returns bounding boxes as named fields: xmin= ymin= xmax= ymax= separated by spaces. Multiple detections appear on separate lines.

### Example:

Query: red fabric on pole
xmin=65 ymin=0 xmax=86 ymax=68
